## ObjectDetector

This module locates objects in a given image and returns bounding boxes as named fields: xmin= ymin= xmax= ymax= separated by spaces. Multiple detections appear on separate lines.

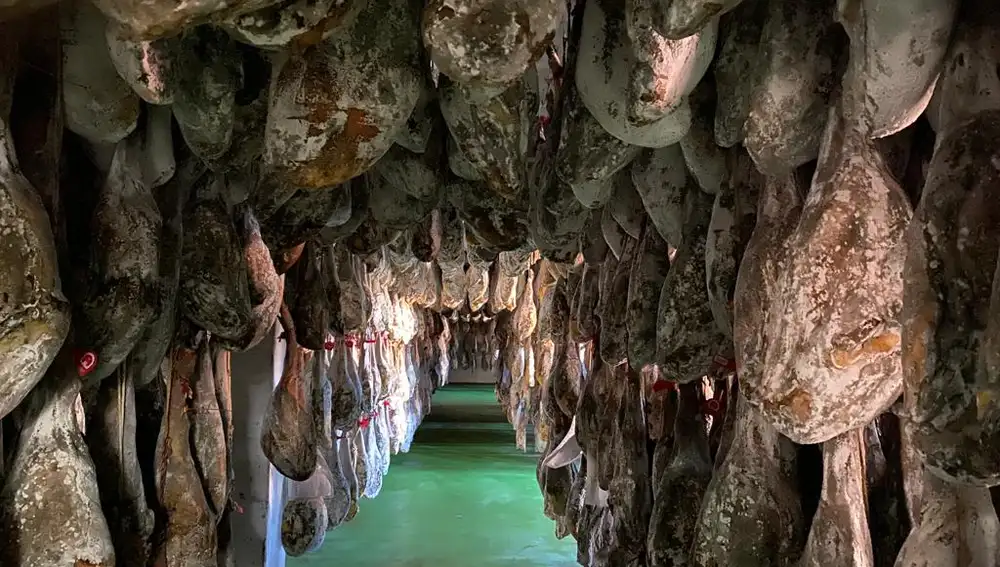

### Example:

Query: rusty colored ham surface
xmin=261 ymin=305 xmax=319 ymax=481
xmin=264 ymin=0 xmax=423 ymax=190
xmin=155 ymin=345 xmax=217 ymax=567
xmin=219 ymin=204 xmax=283 ymax=351
xmin=752 ymin=106 xmax=911 ymax=445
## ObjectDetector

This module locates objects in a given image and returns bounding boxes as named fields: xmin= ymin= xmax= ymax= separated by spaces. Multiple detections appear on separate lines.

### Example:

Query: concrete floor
xmin=288 ymin=384 xmax=578 ymax=567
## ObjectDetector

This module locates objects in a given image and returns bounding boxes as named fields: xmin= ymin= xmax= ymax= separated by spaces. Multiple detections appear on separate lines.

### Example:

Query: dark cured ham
xmin=190 ymin=336 xmax=228 ymax=517
xmin=155 ymin=345 xmax=217 ymax=567
xmin=902 ymin=3 xmax=1000 ymax=486
xmin=86 ymin=366 xmax=155 ymax=566
xmin=261 ymin=306 xmax=318 ymax=482
xmin=691 ymin=392 xmax=805 ymax=567
xmin=656 ymin=184 xmax=721 ymax=383
xmin=626 ymin=220 xmax=670 ymax=369
xmin=647 ymin=383 xmax=712 ymax=567
xmin=0 ymin=39 xmax=70 ymax=420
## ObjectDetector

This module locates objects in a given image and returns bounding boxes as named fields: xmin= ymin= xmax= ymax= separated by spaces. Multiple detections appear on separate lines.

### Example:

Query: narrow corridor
xmin=288 ymin=385 xmax=578 ymax=567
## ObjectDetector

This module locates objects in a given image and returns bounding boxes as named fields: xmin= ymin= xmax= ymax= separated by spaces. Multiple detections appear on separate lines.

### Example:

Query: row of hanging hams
xmin=1 ymin=0 xmax=999 ymax=564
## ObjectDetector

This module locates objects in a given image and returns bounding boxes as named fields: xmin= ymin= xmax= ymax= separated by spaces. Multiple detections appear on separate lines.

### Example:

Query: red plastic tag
xmin=345 ymin=336 xmax=357 ymax=348
xmin=74 ymin=350 xmax=98 ymax=377
xmin=383 ymin=400 xmax=391 ymax=408
xmin=701 ymin=398 xmax=721 ymax=416
xmin=324 ymin=339 xmax=336 ymax=351
xmin=358 ymin=415 xmax=371 ymax=429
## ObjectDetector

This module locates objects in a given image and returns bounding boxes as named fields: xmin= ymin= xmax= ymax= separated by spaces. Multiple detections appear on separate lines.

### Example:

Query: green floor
xmin=288 ymin=384 xmax=578 ymax=567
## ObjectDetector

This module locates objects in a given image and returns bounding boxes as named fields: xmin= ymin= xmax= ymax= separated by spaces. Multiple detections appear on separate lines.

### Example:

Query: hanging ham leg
xmin=755 ymin=104 xmax=911 ymax=445
xmin=155 ymin=345 xmax=217 ymax=567
xmin=218 ymin=202 xmax=282 ymax=352
xmin=86 ymin=365 xmax=155 ymax=566
xmin=607 ymin=364 xmax=651 ymax=567
xmin=656 ymin=183 xmax=722 ymax=383
xmin=691 ymin=392 xmax=805 ymax=567
xmin=261 ymin=305 xmax=318 ymax=481
xmin=798 ymin=429 xmax=874 ymax=567
xmin=744 ymin=0 xmax=842 ymax=176
xmin=423 ymin=0 xmax=562 ymax=91
xmin=281 ymin=454 xmax=331 ymax=556
xmin=264 ymin=0 xmax=422 ymax=190
xmin=213 ymin=347 xmax=235 ymax=566
xmin=0 ymin=40 xmax=70 ymax=420
xmin=61 ymin=0 xmax=139 ymax=144
xmin=837 ymin=0 xmax=957 ymax=139
xmin=894 ymin=471 xmax=1000 ymax=567
xmin=647 ymin=382 xmax=712 ymax=566
xmin=0 ymin=353 xmax=115 ymax=566
xmin=712 ymin=0 xmax=765 ymax=148
xmin=74 ymin=131 xmax=162 ymax=382
xmin=902 ymin=1 xmax=1000 ymax=487
xmin=190 ymin=336 xmax=228 ymax=517
xmin=180 ymin=173 xmax=253 ymax=342
xmin=626 ymin=220 xmax=670 ymax=369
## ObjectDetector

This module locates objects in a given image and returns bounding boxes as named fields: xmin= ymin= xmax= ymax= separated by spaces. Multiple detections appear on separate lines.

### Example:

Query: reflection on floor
xmin=287 ymin=384 xmax=578 ymax=567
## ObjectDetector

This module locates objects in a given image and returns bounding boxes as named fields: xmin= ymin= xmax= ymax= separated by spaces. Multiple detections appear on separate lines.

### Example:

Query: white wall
xmin=448 ymin=368 xmax=495 ymax=384
xmin=230 ymin=327 xmax=284 ymax=567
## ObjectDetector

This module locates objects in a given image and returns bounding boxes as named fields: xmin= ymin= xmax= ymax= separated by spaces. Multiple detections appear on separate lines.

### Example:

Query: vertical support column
xmin=229 ymin=324 xmax=285 ymax=567
xmin=265 ymin=324 xmax=287 ymax=567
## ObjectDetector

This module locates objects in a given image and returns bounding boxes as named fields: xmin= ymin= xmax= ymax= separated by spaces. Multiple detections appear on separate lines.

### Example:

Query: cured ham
xmin=691 ymin=393 xmax=805 ymax=567
xmin=0 ymin=41 xmax=70 ymax=419
xmin=902 ymin=2 xmax=1000 ymax=486
xmin=264 ymin=0 xmax=423 ymax=190
xmin=0 ymin=354 xmax=115 ymax=566
xmin=752 ymin=106 xmax=911 ymax=445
